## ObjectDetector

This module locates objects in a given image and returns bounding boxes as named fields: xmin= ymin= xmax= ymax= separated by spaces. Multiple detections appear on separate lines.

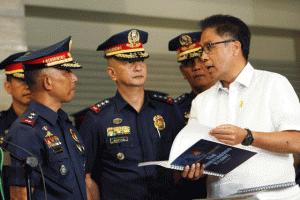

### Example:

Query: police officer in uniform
xmin=0 ymin=52 xmax=30 ymax=140
xmin=169 ymin=32 xmax=216 ymax=125
xmin=0 ymin=51 xmax=30 ymax=200
xmin=5 ymin=37 xmax=92 ymax=200
xmin=169 ymin=32 xmax=216 ymax=199
xmin=81 ymin=29 xmax=185 ymax=200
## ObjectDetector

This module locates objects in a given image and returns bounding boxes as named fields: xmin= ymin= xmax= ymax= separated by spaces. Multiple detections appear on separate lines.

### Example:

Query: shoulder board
xmin=21 ymin=112 xmax=39 ymax=126
xmin=174 ymin=93 xmax=189 ymax=104
xmin=90 ymin=99 xmax=112 ymax=114
xmin=149 ymin=93 xmax=174 ymax=104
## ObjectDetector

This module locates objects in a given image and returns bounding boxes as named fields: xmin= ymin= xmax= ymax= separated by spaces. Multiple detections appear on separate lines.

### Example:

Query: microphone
xmin=0 ymin=138 xmax=73 ymax=194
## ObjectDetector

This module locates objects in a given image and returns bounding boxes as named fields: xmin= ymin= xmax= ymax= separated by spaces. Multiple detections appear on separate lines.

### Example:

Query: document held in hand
xmin=138 ymin=122 xmax=257 ymax=177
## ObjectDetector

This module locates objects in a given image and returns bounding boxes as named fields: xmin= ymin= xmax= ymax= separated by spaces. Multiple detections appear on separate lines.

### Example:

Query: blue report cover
xmin=170 ymin=139 xmax=256 ymax=176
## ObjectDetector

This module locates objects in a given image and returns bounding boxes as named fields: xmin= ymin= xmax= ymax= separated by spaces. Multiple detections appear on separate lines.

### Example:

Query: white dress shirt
xmin=189 ymin=62 xmax=300 ymax=199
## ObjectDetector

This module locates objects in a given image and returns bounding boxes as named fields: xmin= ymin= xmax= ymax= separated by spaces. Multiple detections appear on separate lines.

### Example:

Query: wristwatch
xmin=242 ymin=128 xmax=254 ymax=146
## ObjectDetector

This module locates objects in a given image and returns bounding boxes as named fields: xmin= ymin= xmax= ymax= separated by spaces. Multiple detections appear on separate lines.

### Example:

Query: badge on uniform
xmin=113 ymin=118 xmax=122 ymax=125
xmin=4 ymin=129 xmax=9 ymax=135
xmin=69 ymin=129 xmax=80 ymax=143
xmin=153 ymin=115 xmax=165 ymax=138
xmin=44 ymin=136 xmax=62 ymax=148
xmin=60 ymin=165 xmax=67 ymax=175
xmin=107 ymin=126 xmax=131 ymax=137
xmin=117 ymin=152 xmax=125 ymax=160
xmin=42 ymin=126 xmax=53 ymax=138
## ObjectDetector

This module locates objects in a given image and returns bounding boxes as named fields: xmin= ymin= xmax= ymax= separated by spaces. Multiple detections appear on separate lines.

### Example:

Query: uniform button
xmin=117 ymin=152 xmax=124 ymax=160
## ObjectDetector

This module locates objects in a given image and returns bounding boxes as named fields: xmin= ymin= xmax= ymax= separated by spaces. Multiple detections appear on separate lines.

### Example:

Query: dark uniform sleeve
xmin=171 ymin=103 xmax=186 ymax=139
xmin=5 ymin=124 xmax=44 ymax=187
xmin=79 ymin=110 xmax=100 ymax=174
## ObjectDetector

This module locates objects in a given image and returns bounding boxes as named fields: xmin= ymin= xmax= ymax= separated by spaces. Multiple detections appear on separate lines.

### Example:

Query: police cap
xmin=97 ymin=29 xmax=149 ymax=60
xmin=15 ymin=36 xmax=81 ymax=71
xmin=168 ymin=31 xmax=202 ymax=62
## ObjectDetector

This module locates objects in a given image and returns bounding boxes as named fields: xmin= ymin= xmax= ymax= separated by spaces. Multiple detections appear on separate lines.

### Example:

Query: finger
xmin=181 ymin=165 xmax=189 ymax=178
xmin=187 ymin=164 xmax=196 ymax=179
xmin=199 ymin=164 xmax=206 ymax=178
xmin=194 ymin=163 xmax=201 ymax=179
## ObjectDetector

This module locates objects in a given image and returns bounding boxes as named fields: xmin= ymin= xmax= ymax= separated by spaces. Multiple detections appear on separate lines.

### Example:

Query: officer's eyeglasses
xmin=199 ymin=39 xmax=236 ymax=55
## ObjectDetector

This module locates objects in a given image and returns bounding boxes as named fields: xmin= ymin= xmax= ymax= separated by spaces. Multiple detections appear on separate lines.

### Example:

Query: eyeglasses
xmin=199 ymin=39 xmax=236 ymax=54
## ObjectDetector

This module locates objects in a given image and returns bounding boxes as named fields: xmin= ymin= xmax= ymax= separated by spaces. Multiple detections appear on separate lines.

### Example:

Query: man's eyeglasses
xmin=199 ymin=39 xmax=236 ymax=54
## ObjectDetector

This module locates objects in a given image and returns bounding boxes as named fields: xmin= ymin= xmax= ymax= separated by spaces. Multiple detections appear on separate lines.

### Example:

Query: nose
xmin=192 ymin=57 xmax=202 ymax=71
xmin=71 ymin=72 xmax=78 ymax=83
xmin=133 ymin=61 xmax=144 ymax=71
xmin=200 ymin=51 xmax=209 ymax=62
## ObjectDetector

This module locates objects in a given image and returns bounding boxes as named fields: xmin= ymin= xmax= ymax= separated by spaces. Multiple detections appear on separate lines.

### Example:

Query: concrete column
xmin=0 ymin=0 xmax=27 ymax=110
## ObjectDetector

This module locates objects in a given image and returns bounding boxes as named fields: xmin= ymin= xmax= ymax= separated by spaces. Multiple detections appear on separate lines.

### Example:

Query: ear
xmin=179 ymin=66 xmax=187 ymax=80
xmin=43 ymin=76 xmax=52 ymax=91
xmin=233 ymin=40 xmax=241 ymax=57
xmin=107 ymin=67 xmax=117 ymax=81
xmin=4 ymin=81 xmax=12 ymax=94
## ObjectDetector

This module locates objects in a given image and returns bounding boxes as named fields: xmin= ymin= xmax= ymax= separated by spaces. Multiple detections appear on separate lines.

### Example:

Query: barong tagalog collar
xmin=168 ymin=31 xmax=202 ymax=62
xmin=97 ymin=29 xmax=149 ymax=60
xmin=15 ymin=36 xmax=81 ymax=71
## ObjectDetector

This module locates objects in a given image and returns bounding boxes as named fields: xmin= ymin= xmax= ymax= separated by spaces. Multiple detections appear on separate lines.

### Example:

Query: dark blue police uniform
xmin=170 ymin=32 xmax=208 ymax=199
xmin=81 ymin=91 xmax=185 ymax=200
xmin=5 ymin=100 xmax=87 ymax=200
xmin=0 ymin=106 xmax=18 ymax=138
xmin=175 ymin=92 xmax=197 ymax=125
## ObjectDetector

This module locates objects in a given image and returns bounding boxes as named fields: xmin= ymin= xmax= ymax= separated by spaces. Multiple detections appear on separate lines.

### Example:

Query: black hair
xmin=200 ymin=14 xmax=251 ymax=61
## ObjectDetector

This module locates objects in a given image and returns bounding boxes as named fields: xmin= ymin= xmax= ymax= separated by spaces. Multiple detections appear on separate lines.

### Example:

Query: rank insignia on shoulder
xmin=174 ymin=93 xmax=188 ymax=104
xmin=151 ymin=93 xmax=174 ymax=104
xmin=21 ymin=112 xmax=38 ymax=126
xmin=90 ymin=99 xmax=111 ymax=113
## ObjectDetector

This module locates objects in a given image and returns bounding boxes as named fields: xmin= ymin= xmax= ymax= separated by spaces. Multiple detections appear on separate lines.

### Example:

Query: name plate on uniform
xmin=110 ymin=136 xmax=129 ymax=144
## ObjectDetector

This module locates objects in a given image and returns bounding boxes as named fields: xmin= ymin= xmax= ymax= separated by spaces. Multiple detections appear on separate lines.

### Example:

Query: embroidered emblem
xmin=113 ymin=118 xmax=122 ymax=125
xmin=107 ymin=126 xmax=131 ymax=137
xmin=127 ymin=29 xmax=141 ymax=48
xmin=4 ymin=130 xmax=9 ymax=135
xmin=179 ymin=35 xmax=192 ymax=46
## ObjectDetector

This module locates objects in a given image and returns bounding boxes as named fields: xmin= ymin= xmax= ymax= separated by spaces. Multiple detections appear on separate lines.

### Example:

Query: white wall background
xmin=1 ymin=0 xmax=299 ymax=113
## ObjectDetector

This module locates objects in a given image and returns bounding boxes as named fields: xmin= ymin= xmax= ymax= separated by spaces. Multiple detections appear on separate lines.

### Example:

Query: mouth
xmin=193 ymin=74 xmax=204 ymax=79
xmin=23 ymin=93 xmax=31 ymax=97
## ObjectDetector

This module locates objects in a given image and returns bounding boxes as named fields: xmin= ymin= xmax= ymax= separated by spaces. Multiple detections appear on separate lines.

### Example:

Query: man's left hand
xmin=209 ymin=124 xmax=248 ymax=145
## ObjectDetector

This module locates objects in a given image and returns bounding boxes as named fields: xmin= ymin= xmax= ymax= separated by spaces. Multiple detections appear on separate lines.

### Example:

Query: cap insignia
xmin=179 ymin=35 xmax=192 ymax=46
xmin=127 ymin=30 xmax=141 ymax=48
